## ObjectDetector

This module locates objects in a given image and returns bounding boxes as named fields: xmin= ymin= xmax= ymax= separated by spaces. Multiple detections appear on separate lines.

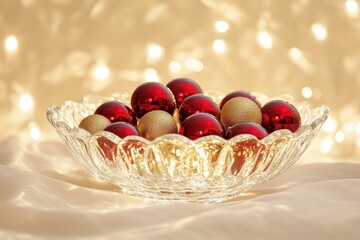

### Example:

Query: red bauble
xmin=166 ymin=78 xmax=203 ymax=106
xmin=95 ymin=101 xmax=137 ymax=126
xmin=219 ymin=91 xmax=261 ymax=109
xmin=179 ymin=113 xmax=224 ymax=140
xmin=225 ymin=122 xmax=268 ymax=140
xmin=104 ymin=122 xmax=139 ymax=138
xmin=261 ymin=100 xmax=301 ymax=133
xmin=131 ymin=82 xmax=176 ymax=118
xmin=178 ymin=94 xmax=220 ymax=122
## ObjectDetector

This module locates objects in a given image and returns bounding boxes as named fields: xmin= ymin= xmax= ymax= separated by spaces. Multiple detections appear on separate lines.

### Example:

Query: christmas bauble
xmin=137 ymin=110 xmax=178 ymax=140
xmin=166 ymin=78 xmax=203 ymax=106
xmin=95 ymin=101 xmax=137 ymax=125
xmin=261 ymin=100 xmax=301 ymax=133
xmin=219 ymin=90 xmax=261 ymax=109
xmin=220 ymin=97 xmax=262 ymax=129
xmin=104 ymin=122 xmax=139 ymax=138
xmin=79 ymin=114 xmax=111 ymax=134
xmin=131 ymin=82 xmax=176 ymax=118
xmin=179 ymin=113 xmax=224 ymax=140
xmin=225 ymin=122 xmax=268 ymax=140
xmin=178 ymin=94 xmax=220 ymax=122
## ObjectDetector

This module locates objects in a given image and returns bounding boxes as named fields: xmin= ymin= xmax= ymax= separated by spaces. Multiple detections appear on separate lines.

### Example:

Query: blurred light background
xmin=0 ymin=0 xmax=359 ymax=158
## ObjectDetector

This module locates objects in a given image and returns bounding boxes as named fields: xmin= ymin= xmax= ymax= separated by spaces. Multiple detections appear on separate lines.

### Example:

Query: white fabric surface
xmin=1 ymin=137 xmax=359 ymax=240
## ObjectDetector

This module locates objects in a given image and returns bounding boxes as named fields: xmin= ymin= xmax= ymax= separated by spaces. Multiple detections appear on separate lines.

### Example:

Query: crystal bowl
xmin=47 ymin=91 xmax=329 ymax=203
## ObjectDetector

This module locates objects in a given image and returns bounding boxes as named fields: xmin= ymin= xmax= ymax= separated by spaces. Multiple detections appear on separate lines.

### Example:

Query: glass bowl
xmin=46 ymin=91 xmax=329 ymax=203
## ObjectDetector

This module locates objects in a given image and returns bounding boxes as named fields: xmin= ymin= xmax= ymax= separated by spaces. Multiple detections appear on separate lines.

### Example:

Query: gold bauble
xmin=138 ymin=110 xmax=178 ymax=140
xmin=220 ymin=97 xmax=262 ymax=129
xmin=79 ymin=114 xmax=111 ymax=134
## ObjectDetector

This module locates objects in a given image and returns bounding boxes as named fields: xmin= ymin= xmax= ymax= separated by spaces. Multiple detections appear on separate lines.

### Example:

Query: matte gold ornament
xmin=220 ymin=97 xmax=262 ymax=129
xmin=79 ymin=114 xmax=111 ymax=134
xmin=138 ymin=110 xmax=178 ymax=140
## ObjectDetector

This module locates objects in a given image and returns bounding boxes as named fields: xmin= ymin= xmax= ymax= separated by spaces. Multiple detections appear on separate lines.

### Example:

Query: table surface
xmin=0 ymin=136 xmax=359 ymax=240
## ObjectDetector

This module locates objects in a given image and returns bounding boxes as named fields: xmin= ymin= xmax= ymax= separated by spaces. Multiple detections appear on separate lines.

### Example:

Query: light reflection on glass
xmin=215 ymin=20 xmax=229 ymax=33
xmin=311 ymin=23 xmax=327 ymax=41
xmin=345 ymin=0 xmax=359 ymax=18
xmin=256 ymin=31 xmax=273 ymax=49
xmin=19 ymin=93 xmax=34 ymax=112
xmin=4 ymin=35 xmax=18 ymax=53
xmin=212 ymin=39 xmax=226 ymax=53
xmin=144 ymin=68 xmax=159 ymax=82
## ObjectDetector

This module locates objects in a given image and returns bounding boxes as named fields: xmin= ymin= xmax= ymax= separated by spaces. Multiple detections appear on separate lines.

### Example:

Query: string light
xmin=92 ymin=64 xmax=110 ymax=81
xmin=19 ymin=93 xmax=34 ymax=112
xmin=4 ymin=35 xmax=18 ymax=53
xmin=215 ymin=20 xmax=229 ymax=33
xmin=345 ymin=0 xmax=359 ymax=18
xmin=257 ymin=31 xmax=273 ymax=49
xmin=212 ymin=39 xmax=226 ymax=53
xmin=144 ymin=68 xmax=159 ymax=82
xmin=311 ymin=23 xmax=327 ymax=41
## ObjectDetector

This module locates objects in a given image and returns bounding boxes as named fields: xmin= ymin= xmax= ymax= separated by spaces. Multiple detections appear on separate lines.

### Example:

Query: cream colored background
xmin=0 ymin=1 xmax=360 ymax=239
xmin=0 ymin=0 xmax=359 ymax=157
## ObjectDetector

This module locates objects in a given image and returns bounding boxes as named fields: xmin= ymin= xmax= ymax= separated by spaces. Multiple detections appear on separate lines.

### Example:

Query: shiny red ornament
xmin=95 ymin=101 xmax=137 ymax=126
xmin=166 ymin=78 xmax=203 ymax=106
xmin=178 ymin=94 xmax=220 ymax=122
xmin=219 ymin=91 xmax=261 ymax=109
xmin=261 ymin=100 xmax=301 ymax=133
xmin=104 ymin=122 xmax=139 ymax=138
xmin=225 ymin=122 xmax=268 ymax=140
xmin=131 ymin=82 xmax=176 ymax=118
xmin=179 ymin=113 xmax=224 ymax=140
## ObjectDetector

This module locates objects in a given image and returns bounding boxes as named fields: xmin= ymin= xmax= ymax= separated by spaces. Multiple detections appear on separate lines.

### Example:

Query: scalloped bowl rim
xmin=47 ymin=91 xmax=329 ymax=146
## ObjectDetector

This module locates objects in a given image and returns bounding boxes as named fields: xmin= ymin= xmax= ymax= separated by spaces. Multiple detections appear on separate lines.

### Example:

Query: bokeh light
xmin=212 ymin=39 xmax=226 ymax=53
xmin=345 ymin=0 xmax=359 ymax=17
xmin=311 ymin=23 xmax=327 ymax=41
xmin=92 ymin=64 xmax=110 ymax=81
xmin=257 ymin=31 xmax=273 ymax=49
xmin=4 ymin=35 xmax=18 ymax=53
xmin=19 ymin=93 xmax=34 ymax=113
xmin=169 ymin=61 xmax=182 ymax=74
xmin=144 ymin=68 xmax=159 ymax=82
xmin=301 ymin=87 xmax=313 ymax=99
xmin=215 ymin=20 xmax=229 ymax=33
xmin=147 ymin=44 xmax=164 ymax=61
